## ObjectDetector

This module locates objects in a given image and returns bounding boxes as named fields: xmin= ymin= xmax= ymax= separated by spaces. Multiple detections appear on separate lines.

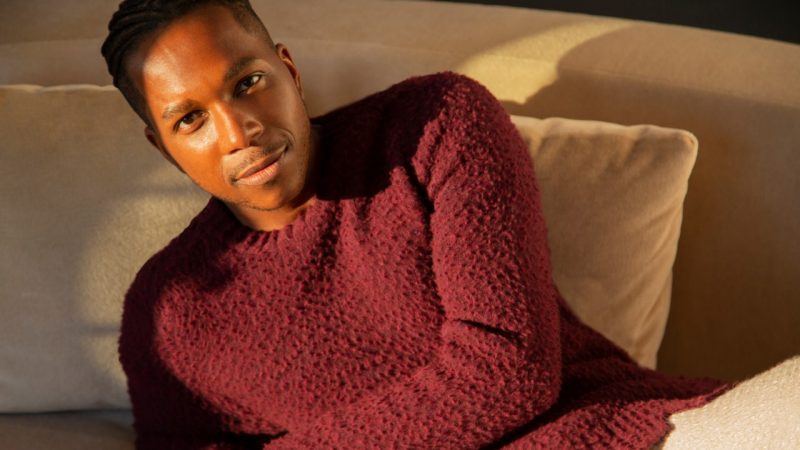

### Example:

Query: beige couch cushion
xmin=0 ymin=84 xmax=696 ymax=411
xmin=0 ymin=85 xmax=209 ymax=412
xmin=513 ymin=116 xmax=696 ymax=371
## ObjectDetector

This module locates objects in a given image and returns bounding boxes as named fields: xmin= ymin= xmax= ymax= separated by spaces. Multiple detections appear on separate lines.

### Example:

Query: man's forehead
xmin=125 ymin=5 xmax=272 ymax=108
xmin=131 ymin=9 xmax=257 ymax=79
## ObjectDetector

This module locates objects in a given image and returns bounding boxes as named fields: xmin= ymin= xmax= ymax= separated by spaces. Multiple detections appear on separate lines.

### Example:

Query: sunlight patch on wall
xmin=456 ymin=19 xmax=632 ymax=105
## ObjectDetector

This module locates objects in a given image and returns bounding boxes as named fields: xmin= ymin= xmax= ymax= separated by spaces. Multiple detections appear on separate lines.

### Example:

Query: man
xmin=102 ymin=1 xmax=729 ymax=448
xmin=103 ymin=0 xmax=318 ymax=232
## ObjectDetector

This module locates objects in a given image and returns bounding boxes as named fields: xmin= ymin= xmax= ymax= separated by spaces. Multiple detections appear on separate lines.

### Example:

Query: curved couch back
xmin=2 ymin=0 xmax=798 ymax=381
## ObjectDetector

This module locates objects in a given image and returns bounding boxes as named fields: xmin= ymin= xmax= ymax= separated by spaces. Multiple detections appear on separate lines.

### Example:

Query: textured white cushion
xmin=660 ymin=355 xmax=800 ymax=449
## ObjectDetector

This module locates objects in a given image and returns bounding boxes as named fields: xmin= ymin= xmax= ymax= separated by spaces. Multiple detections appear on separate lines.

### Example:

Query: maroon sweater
xmin=121 ymin=72 xmax=729 ymax=449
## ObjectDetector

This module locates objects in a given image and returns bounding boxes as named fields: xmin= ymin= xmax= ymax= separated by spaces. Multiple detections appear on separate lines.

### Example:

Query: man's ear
xmin=275 ymin=43 xmax=304 ymax=99
xmin=144 ymin=126 xmax=184 ymax=173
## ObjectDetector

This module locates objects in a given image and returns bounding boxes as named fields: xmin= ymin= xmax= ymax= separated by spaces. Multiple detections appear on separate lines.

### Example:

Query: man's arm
xmin=267 ymin=74 xmax=563 ymax=449
xmin=120 ymin=261 xmax=285 ymax=450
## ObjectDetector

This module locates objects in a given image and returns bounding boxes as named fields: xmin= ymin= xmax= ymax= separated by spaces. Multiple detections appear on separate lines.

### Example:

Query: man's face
xmin=127 ymin=5 xmax=316 ymax=221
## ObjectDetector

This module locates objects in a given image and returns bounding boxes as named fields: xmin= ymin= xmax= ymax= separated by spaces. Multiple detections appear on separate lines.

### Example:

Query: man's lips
xmin=234 ymin=145 xmax=287 ymax=186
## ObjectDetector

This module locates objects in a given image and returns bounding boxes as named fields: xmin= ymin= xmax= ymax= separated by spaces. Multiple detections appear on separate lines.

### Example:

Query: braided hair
xmin=101 ymin=0 xmax=273 ymax=125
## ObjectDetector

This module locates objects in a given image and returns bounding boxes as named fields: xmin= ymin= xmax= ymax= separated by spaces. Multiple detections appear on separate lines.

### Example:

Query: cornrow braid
xmin=101 ymin=0 xmax=274 ymax=125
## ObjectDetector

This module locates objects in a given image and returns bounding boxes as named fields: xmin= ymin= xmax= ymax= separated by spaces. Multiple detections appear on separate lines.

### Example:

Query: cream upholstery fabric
xmin=0 ymin=85 xmax=695 ymax=411
xmin=0 ymin=85 xmax=208 ymax=412
xmin=660 ymin=355 xmax=800 ymax=449
xmin=513 ymin=116 xmax=696 ymax=370
xmin=2 ymin=0 xmax=798 ymax=381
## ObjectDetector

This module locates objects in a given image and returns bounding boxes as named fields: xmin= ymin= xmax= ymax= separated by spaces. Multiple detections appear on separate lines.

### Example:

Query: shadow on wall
xmin=453 ymin=21 xmax=800 ymax=381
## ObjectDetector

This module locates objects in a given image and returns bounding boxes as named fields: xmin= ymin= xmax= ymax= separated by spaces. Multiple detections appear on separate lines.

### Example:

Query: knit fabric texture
xmin=120 ymin=72 xmax=731 ymax=449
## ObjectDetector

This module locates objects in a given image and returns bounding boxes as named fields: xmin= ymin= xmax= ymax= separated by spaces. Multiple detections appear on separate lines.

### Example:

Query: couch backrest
xmin=2 ymin=0 xmax=799 ymax=381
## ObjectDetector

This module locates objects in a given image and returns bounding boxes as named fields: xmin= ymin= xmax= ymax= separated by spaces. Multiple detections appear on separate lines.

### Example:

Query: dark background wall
xmin=434 ymin=0 xmax=799 ymax=44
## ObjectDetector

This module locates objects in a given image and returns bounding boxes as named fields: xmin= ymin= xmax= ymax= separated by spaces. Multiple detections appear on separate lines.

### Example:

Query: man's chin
xmin=230 ymin=197 xmax=287 ymax=213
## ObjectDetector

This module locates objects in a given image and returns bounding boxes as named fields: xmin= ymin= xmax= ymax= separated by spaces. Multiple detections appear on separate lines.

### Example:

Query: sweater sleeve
xmin=121 ymin=261 xmax=285 ymax=450
xmin=267 ymin=74 xmax=563 ymax=449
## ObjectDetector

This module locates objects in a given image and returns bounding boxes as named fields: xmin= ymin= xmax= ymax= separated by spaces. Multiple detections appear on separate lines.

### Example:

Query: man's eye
xmin=235 ymin=74 xmax=262 ymax=95
xmin=176 ymin=111 xmax=204 ymax=132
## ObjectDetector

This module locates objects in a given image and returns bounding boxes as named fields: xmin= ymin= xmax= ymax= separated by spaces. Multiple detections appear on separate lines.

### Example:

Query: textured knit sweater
xmin=121 ymin=72 xmax=730 ymax=450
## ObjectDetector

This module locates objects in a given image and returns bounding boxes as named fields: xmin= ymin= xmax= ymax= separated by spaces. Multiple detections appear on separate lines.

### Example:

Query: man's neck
xmin=226 ymin=125 xmax=322 ymax=232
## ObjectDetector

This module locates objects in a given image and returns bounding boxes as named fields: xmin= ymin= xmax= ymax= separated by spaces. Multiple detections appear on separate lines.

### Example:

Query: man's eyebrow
xmin=161 ymin=99 xmax=201 ymax=122
xmin=223 ymin=56 xmax=258 ymax=84
xmin=160 ymin=57 xmax=259 ymax=122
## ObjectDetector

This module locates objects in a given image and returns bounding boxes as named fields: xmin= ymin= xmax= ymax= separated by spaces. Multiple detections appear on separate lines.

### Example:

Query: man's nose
xmin=214 ymin=103 xmax=263 ymax=153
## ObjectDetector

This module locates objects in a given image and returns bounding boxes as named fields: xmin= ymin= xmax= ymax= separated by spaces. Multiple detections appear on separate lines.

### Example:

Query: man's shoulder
xmin=311 ymin=72 xmax=512 ymax=201
xmin=377 ymin=71 xmax=497 ymax=114
xmin=124 ymin=198 xmax=217 ymax=302
xmin=388 ymin=71 xmax=488 ymax=97
xmin=124 ymin=229 xmax=190 ymax=303
xmin=318 ymin=71 xmax=497 ymax=125
xmin=380 ymin=72 xmax=508 ymax=140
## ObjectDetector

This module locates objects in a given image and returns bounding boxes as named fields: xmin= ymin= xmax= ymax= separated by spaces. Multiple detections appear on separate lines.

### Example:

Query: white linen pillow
xmin=512 ymin=116 xmax=697 ymax=369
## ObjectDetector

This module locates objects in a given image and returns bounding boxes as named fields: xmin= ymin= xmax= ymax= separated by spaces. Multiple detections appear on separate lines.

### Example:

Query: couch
xmin=1 ymin=0 xmax=799 ymax=448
